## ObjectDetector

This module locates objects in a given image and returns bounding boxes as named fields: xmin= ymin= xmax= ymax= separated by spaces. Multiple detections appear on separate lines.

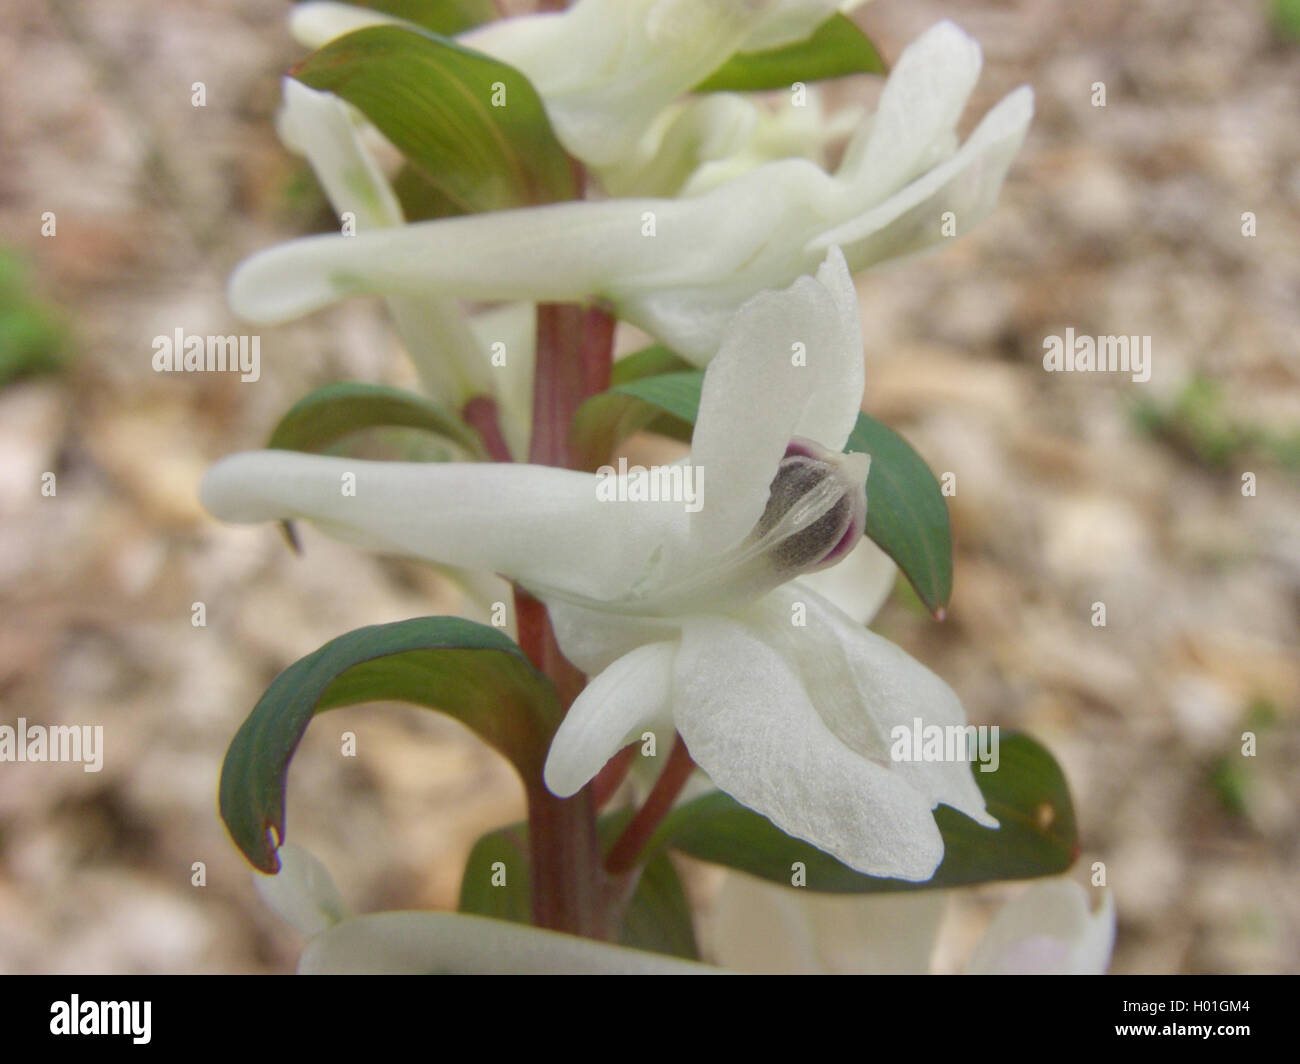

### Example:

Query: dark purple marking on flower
xmin=754 ymin=437 xmax=867 ymax=575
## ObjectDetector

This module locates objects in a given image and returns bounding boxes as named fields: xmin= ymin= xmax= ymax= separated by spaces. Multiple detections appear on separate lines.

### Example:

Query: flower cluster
xmin=203 ymin=2 xmax=1106 ymax=974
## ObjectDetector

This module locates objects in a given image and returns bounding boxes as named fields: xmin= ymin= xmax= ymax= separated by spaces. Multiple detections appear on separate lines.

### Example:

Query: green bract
xmin=219 ymin=617 xmax=561 ymax=873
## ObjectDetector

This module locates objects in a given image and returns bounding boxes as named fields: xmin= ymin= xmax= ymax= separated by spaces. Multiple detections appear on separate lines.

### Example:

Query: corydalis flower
xmin=598 ymin=82 xmax=866 ymax=199
xmin=290 ymin=0 xmax=865 ymax=169
xmin=202 ymin=248 xmax=993 ymax=881
xmin=709 ymin=873 xmax=1116 ymax=975
xmin=276 ymin=77 xmax=495 ymax=408
xmin=228 ymin=20 xmax=1033 ymax=364
xmin=258 ymin=844 xmax=714 ymax=974
xmin=274 ymin=78 xmax=536 ymax=453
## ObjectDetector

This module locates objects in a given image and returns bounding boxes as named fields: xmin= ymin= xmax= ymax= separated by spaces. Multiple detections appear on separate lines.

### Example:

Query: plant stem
xmin=462 ymin=395 xmax=514 ymax=462
xmin=591 ymin=744 xmax=636 ymax=808
xmin=524 ymin=780 xmax=605 ymax=938
xmin=530 ymin=303 xmax=615 ymax=470
xmin=514 ymin=586 xmax=586 ymax=708
xmin=604 ymin=737 xmax=695 ymax=877
xmin=518 ymin=289 xmax=616 ymax=936
xmin=515 ymin=587 xmax=608 ymax=938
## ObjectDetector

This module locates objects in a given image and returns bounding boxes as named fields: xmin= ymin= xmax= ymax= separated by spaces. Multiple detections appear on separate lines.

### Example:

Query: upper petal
xmin=200 ymin=452 xmax=687 ymax=601
xmin=835 ymin=20 xmax=982 ymax=209
xmin=687 ymin=247 xmax=864 ymax=556
xmin=813 ymin=85 xmax=1034 ymax=267
xmin=671 ymin=615 xmax=945 ymax=880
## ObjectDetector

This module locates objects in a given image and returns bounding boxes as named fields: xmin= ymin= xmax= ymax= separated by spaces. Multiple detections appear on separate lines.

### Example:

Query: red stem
xmin=461 ymin=396 xmax=514 ymax=462
xmin=591 ymin=744 xmax=636 ymax=808
xmin=530 ymin=303 xmax=615 ymax=470
xmin=517 ymin=248 xmax=618 ymax=934
xmin=604 ymin=737 xmax=695 ymax=877
xmin=515 ymin=586 xmax=607 ymax=937
xmin=514 ymin=586 xmax=586 ymax=708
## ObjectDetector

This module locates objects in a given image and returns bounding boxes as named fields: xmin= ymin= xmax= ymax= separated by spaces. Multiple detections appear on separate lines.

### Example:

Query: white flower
xmin=966 ymin=879 xmax=1116 ymax=975
xmin=274 ymin=79 xmax=539 ymax=452
xmin=275 ymin=77 xmax=495 ymax=409
xmin=289 ymin=0 xmax=863 ymax=169
xmin=599 ymin=86 xmax=866 ymax=199
xmin=227 ymin=20 xmax=1032 ymax=364
xmin=257 ymin=845 xmax=715 ymax=974
xmin=202 ymin=247 xmax=993 ymax=881
xmin=708 ymin=872 xmax=1116 ymax=975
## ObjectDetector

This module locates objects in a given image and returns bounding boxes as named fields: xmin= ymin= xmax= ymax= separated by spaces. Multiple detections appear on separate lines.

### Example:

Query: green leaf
xmin=843 ymin=413 xmax=952 ymax=617
xmin=266 ymin=381 xmax=487 ymax=459
xmin=586 ymin=369 xmax=954 ymax=615
xmin=458 ymin=822 xmax=532 ymax=925
xmin=293 ymin=0 xmax=494 ymax=36
xmin=458 ymin=813 xmax=700 ymax=960
xmin=391 ymin=164 xmax=466 ymax=221
xmin=618 ymin=848 xmax=699 ymax=960
xmin=220 ymin=617 xmax=562 ymax=873
xmin=608 ymin=368 xmax=702 ymax=423
xmin=610 ymin=344 xmax=694 ymax=387
xmin=695 ymin=14 xmax=885 ymax=93
xmin=570 ymin=347 xmax=694 ymax=469
xmin=292 ymin=25 xmax=577 ymax=214
xmin=652 ymin=733 xmax=1078 ymax=893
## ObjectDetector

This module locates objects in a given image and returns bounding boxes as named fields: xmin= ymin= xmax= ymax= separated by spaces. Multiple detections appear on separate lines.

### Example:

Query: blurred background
xmin=0 ymin=0 xmax=1297 ymax=973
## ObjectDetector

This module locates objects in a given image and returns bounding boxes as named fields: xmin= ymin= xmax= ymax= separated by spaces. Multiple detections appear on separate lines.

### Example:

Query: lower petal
xmin=672 ymin=616 xmax=945 ymax=881
xmin=544 ymin=641 xmax=677 ymax=797
xmin=756 ymin=587 xmax=995 ymax=829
